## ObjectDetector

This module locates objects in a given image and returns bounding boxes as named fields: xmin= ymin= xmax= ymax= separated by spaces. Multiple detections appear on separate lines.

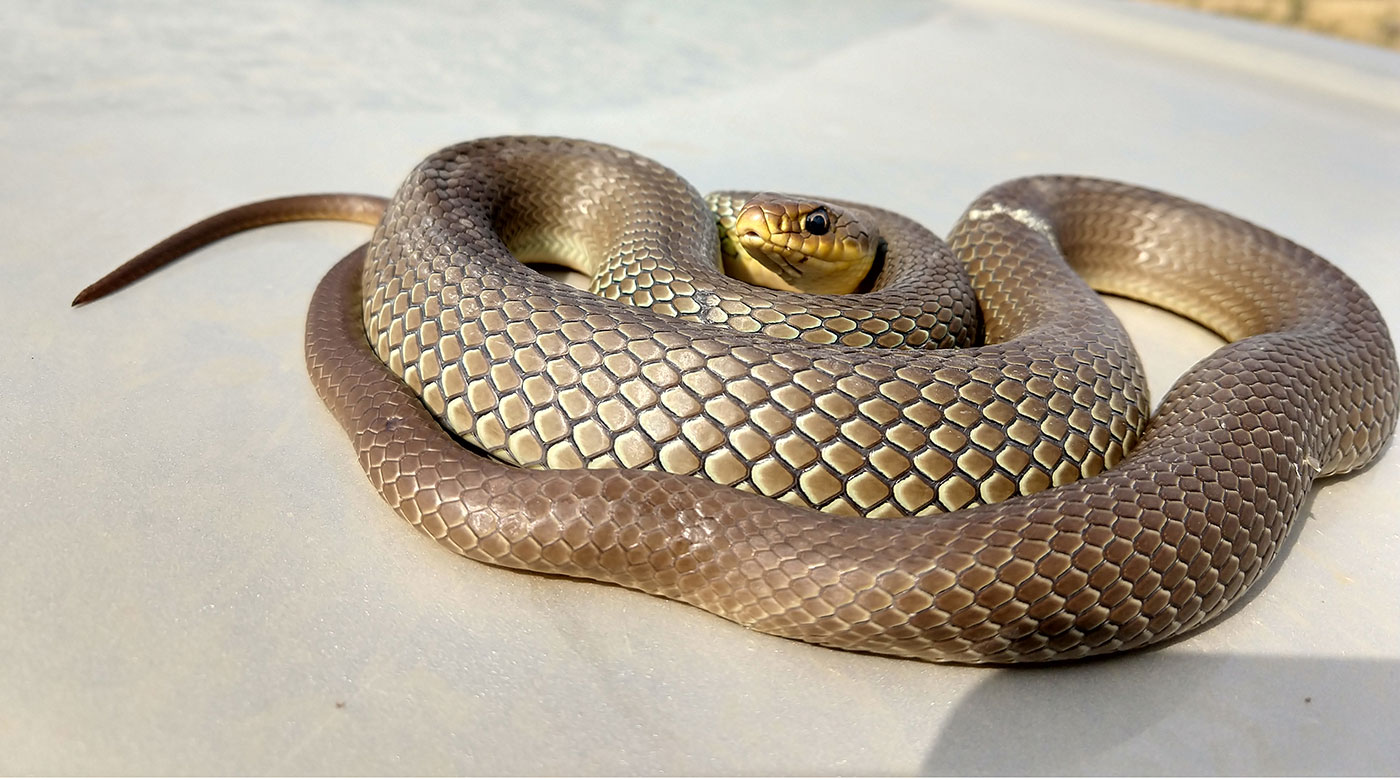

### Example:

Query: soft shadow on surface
xmin=921 ymin=653 xmax=1400 ymax=775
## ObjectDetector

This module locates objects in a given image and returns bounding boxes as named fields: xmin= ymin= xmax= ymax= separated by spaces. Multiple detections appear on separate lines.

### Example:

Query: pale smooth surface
xmin=3 ymin=0 xmax=1398 ymax=774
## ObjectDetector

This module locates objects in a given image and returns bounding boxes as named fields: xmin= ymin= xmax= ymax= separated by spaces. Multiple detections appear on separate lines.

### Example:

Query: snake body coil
xmin=90 ymin=136 xmax=1399 ymax=663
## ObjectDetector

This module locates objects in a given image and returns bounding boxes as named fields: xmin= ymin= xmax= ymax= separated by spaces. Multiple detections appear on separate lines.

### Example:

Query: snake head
xmin=733 ymin=193 xmax=879 ymax=295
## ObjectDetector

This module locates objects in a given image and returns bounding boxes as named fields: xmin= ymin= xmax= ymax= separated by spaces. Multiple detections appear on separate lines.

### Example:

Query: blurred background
xmin=1149 ymin=0 xmax=1400 ymax=48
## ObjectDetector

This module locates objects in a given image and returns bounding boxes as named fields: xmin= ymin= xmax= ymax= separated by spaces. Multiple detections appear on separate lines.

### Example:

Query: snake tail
xmin=71 ymin=193 xmax=388 ymax=306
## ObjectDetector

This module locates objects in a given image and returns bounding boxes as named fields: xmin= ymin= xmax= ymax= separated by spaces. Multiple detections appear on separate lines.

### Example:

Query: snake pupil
xmin=804 ymin=209 xmax=830 ymax=236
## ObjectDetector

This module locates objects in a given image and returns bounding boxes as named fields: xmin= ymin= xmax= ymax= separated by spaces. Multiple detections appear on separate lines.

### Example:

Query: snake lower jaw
xmin=737 ymin=234 xmax=802 ymax=284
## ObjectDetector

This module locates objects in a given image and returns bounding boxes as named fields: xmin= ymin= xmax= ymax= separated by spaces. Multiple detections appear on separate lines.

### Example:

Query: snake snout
xmin=736 ymin=228 xmax=791 ymax=279
xmin=734 ymin=205 xmax=772 ymax=245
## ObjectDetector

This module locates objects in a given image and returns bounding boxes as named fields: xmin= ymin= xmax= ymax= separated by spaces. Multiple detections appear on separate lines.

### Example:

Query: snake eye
xmin=804 ymin=208 xmax=830 ymax=236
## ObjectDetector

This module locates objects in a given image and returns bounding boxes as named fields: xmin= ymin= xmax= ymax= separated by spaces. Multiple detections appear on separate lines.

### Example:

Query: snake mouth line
xmin=737 ymin=233 xmax=805 ymax=282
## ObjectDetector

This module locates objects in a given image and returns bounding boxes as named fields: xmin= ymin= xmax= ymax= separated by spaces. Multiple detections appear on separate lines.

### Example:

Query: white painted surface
xmin=2 ymin=0 xmax=1397 ymax=773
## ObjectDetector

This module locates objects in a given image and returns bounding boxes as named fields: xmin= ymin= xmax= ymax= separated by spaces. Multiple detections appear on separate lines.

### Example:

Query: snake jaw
xmin=732 ymin=194 xmax=880 ymax=294
xmin=737 ymin=229 xmax=804 ymax=283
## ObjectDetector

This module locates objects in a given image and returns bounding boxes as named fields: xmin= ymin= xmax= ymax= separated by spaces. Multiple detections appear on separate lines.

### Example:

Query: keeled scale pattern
xmin=309 ymin=137 xmax=1397 ymax=663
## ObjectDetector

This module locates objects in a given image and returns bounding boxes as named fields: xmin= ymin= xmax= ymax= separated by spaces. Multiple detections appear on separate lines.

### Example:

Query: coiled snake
xmin=76 ymin=136 xmax=1397 ymax=663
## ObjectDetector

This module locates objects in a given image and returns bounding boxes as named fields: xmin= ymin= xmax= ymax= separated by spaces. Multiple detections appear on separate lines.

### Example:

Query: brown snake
xmin=77 ymin=136 xmax=1397 ymax=663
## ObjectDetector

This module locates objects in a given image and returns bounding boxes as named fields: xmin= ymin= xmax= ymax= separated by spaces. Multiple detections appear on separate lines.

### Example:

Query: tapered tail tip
xmin=71 ymin=286 xmax=98 ymax=307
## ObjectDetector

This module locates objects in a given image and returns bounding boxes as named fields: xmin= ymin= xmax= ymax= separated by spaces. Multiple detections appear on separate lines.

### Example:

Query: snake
xmin=75 ymin=136 xmax=1397 ymax=664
